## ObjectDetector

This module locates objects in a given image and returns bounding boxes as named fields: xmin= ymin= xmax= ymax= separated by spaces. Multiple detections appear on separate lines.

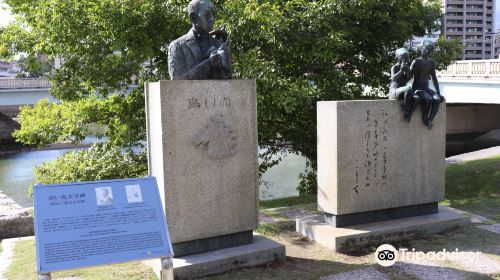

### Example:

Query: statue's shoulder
xmin=411 ymin=57 xmax=423 ymax=65
xmin=169 ymin=31 xmax=195 ymax=51
xmin=169 ymin=34 xmax=188 ymax=50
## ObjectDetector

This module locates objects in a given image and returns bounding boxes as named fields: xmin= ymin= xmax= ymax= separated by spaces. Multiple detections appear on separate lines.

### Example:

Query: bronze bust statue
xmin=168 ymin=0 xmax=232 ymax=80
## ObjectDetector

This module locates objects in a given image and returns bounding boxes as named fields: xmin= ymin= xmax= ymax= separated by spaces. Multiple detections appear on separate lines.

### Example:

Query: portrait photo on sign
xmin=95 ymin=187 xmax=114 ymax=206
xmin=125 ymin=185 xmax=143 ymax=203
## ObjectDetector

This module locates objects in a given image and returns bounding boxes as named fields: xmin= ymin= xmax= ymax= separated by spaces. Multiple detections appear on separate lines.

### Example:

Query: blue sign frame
xmin=34 ymin=177 xmax=173 ymax=273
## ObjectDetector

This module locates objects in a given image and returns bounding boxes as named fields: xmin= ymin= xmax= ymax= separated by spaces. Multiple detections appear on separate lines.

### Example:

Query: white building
xmin=0 ymin=61 xmax=19 ymax=78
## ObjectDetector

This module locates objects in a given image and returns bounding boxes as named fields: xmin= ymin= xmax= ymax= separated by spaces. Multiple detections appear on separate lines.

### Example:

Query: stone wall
xmin=447 ymin=104 xmax=500 ymax=134
xmin=0 ymin=191 xmax=34 ymax=239
xmin=0 ymin=112 xmax=20 ymax=145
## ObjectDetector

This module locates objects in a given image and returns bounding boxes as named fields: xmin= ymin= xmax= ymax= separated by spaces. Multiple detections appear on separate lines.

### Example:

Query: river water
xmin=0 ymin=148 xmax=77 ymax=207
xmin=0 ymin=147 xmax=305 ymax=208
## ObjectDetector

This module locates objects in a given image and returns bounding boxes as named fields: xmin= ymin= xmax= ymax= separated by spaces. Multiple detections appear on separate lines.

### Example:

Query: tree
xmin=433 ymin=36 xmax=464 ymax=71
xmin=1 ymin=0 xmax=462 ymax=194
xmin=16 ymin=54 xmax=54 ymax=78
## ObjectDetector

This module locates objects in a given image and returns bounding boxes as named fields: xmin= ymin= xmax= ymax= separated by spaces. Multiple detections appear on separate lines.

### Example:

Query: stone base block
xmin=297 ymin=207 xmax=470 ymax=252
xmin=324 ymin=202 xmax=438 ymax=227
xmin=173 ymin=230 xmax=253 ymax=257
xmin=145 ymin=235 xmax=285 ymax=280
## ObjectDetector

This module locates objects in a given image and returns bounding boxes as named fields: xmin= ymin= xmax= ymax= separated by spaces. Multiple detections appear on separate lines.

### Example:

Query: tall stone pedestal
xmin=146 ymin=80 xmax=259 ymax=256
xmin=298 ymin=100 xmax=469 ymax=251
xmin=145 ymin=80 xmax=285 ymax=278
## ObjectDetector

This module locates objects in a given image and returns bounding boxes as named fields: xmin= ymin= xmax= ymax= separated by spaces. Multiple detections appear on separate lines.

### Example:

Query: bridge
xmin=437 ymin=59 xmax=500 ymax=155
xmin=438 ymin=59 xmax=500 ymax=104
xmin=0 ymin=78 xmax=138 ymax=116
xmin=0 ymin=78 xmax=53 ymax=116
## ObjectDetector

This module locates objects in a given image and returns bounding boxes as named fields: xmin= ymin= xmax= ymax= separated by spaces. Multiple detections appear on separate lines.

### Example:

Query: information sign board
xmin=34 ymin=177 xmax=173 ymax=273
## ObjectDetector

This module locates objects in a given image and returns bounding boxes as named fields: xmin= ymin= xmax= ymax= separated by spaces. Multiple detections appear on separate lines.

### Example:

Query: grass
xmin=405 ymin=226 xmax=500 ymax=258
xmin=5 ymin=240 xmax=157 ymax=280
xmin=260 ymin=194 xmax=316 ymax=209
xmin=255 ymin=221 xmax=296 ymax=236
xmin=443 ymin=155 xmax=500 ymax=223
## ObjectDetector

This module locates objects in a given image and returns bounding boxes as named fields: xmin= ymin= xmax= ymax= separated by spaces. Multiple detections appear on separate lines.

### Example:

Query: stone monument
xmin=146 ymin=80 xmax=258 ymax=255
xmin=145 ymin=0 xmax=284 ymax=278
xmin=297 ymin=100 xmax=470 ymax=252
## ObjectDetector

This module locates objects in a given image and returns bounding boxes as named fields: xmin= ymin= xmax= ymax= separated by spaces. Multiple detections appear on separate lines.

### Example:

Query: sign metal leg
xmin=38 ymin=273 xmax=51 ymax=280
xmin=160 ymin=257 xmax=174 ymax=280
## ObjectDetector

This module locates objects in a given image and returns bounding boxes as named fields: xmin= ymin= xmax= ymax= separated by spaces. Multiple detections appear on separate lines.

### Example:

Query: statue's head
xmin=188 ymin=0 xmax=215 ymax=34
xmin=418 ymin=40 xmax=434 ymax=57
xmin=102 ymin=188 xmax=109 ymax=197
xmin=394 ymin=48 xmax=409 ymax=63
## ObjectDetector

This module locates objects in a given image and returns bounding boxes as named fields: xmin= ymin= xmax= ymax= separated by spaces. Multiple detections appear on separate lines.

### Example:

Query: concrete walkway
xmin=0 ymin=237 xmax=34 ymax=280
xmin=446 ymin=146 xmax=500 ymax=164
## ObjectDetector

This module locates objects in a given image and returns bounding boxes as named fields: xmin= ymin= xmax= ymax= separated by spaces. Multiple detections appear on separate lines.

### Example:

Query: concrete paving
xmin=477 ymin=224 xmax=500 ymax=235
xmin=320 ymin=267 xmax=389 ymax=280
xmin=446 ymin=251 xmax=500 ymax=275
xmin=390 ymin=260 xmax=467 ymax=280
xmin=446 ymin=145 xmax=500 ymax=164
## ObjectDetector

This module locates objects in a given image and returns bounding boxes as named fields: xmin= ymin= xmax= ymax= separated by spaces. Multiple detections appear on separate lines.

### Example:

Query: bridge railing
xmin=0 ymin=78 xmax=51 ymax=89
xmin=438 ymin=59 xmax=500 ymax=79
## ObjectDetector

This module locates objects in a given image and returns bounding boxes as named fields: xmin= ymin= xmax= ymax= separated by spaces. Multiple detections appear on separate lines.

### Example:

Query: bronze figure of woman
xmin=389 ymin=48 xmax=413 ymax=120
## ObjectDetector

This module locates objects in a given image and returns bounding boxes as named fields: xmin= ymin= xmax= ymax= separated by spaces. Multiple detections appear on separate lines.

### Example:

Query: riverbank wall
xmin=0 ymin=191 xmax=33 ymax=239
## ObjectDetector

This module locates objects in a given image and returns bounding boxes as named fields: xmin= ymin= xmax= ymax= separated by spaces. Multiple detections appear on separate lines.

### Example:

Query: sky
xmin=0 ymin=1 xmax=15 ymax=27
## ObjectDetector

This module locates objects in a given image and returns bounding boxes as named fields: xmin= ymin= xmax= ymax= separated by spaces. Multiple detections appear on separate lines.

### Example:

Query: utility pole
xmin=486 ymin=32 xmax=499 ymax=59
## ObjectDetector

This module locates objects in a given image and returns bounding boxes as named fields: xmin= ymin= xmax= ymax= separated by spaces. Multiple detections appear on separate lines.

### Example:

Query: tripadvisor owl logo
xmin=375 ymin=244 xmax=398 ymax=267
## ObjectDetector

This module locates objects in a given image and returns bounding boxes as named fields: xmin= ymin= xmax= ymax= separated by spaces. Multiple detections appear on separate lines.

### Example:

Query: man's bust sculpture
xmin=168 ymin=0 xmax=231 ymax=80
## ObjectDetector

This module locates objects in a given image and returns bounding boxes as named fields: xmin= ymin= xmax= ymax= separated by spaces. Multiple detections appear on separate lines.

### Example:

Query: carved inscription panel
xmin=317 ymin=100 xmax=446 ymax=215
xmin=353 ymin=109 xmax=390 ymax=194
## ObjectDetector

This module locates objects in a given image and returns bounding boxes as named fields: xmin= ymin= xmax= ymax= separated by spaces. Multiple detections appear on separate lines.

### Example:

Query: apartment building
xmin=0 ymin=61 xmax=18 ymax=78
xmin=442 ymin=0 xmax=499 ymax=59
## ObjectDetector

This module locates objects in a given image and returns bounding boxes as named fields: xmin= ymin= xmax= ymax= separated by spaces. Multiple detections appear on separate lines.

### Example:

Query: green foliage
xmin=14 ymin=88 xmax=145 ymax=147
xmin=433 ymin=36 xmax=464 ymax=71
xmin=2 ymin=0 xmax=461 ymax=192
xmin=1 ymin=0 xmax=187 ymax=99
xmin=297 ymin=160 xmax=318 ymax=195
xmin=31 ymin=143 xmax=147 ymax=193
xmin=16 ymin=55 xmax=53 ymax=78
